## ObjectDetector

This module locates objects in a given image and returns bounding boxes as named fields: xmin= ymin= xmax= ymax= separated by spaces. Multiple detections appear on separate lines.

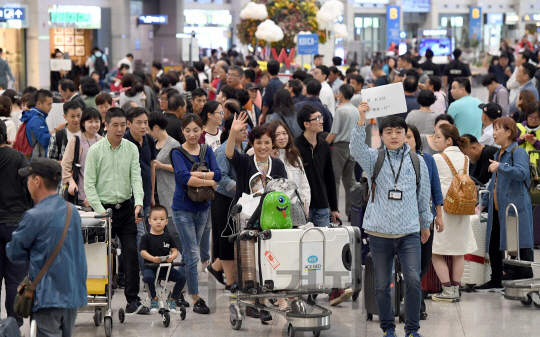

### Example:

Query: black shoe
xmin=260 ymin=309 xmax=273 ymax=323
xmin=352 ymin=290 xmax=360 ymax=302
xmin=125 ymin=301 xmax=150 ymax=315
xmin=175 ymin=291 xmax=190 ymax=308
xmin=225 ymin=282 xmax=237 ymax=291
xmin=193 ymin=298 xmax=210 ymax=314
xmin=207 ymin=264 xmax=226 ymax=285
xmin=420 ymin=312 xmax=428 ymax=320
xmin=246 ymin=306 xmax=261 ymax=318
xmin=474 ymin=280 xmax=504 ymax=293
xmin=117 ymin=278 xmax=125 ymax=289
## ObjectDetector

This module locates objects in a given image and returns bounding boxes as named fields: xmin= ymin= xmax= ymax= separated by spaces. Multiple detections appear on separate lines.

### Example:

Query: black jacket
xmin=295 ymin=134 xmax=338 ymax=211
xmin=473 ymin=145 xmax=499 ymax=185
xmin=164 ymin=113 xmax=185 ymax=144
xmin=0 ymin=147 xmax=31 ymax=223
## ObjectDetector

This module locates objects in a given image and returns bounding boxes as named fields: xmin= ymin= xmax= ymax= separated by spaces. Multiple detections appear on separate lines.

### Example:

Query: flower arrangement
xmin=237 ymin=0 xmax=327 ymax=50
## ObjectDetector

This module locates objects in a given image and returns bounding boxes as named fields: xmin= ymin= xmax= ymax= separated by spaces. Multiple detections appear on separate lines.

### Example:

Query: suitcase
xmin=233 ymin=229 xmax=259 ymax=294
xmin=350 ymin=204 xmax=370 ymax=264
xmin=421 ymin=256 xmax=453 ymax=294
xmin=257 ymin=226 xmax=362 ymax=292
xmin=364 ymin=253 xmax=405 ymax=322
xmin=0 ymin=317 xmax=20 ymax=337
xmin=461 ymin=211 xmax=491 ymax=290
xmin=533 ymin=205 xmax=540 ymax=247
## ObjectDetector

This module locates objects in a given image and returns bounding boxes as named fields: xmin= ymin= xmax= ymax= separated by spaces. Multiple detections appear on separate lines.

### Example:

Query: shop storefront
xmin=523 ymin=14 xmax=540 ymax=35
xmin=0 ymin=4 xmax=28 ymax=91
xmin=183 ymin=9 xmax=232 ymax=53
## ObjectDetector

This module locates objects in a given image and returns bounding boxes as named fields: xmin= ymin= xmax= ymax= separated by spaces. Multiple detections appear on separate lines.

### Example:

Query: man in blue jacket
xmin=7 ymin=158 xmax=87 ymax=336
xmin=19 ymin=90 xmax=54 ymax=159
xmin=350 ymin=102 xmax=432 ymax=337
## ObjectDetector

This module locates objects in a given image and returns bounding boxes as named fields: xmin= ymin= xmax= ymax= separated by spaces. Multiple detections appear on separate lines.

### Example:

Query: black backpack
xmin=170 ymin=144 xmax=215 ymax=203
xmin=94 ymin=55 xmax=106 ymax=78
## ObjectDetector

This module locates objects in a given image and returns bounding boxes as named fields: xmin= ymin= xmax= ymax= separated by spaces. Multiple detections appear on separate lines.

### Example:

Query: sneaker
xmin=126 ymin=301 xmax=151 ymax=315
xmin=407 ymin=331 xmax=423 ymax=337
xmin=432 ymin=285 xmax=457 ymax=303
xmin=384 ymin=328 xmax=397 ymax=336
xmin=329 ymin=288 xmax=354 ymax=306
xmin=453 ymin=285 xmax=461 ymax=302
xmin=167 ymin=298 xmax=178 ymax=313
xmin=193 ymin=298 xmax=210 ymax=314
xmin=207 ymin=264 xmax=225 ymax=285
xmin=175 ymin=292 xmax=190 ymax=308
xmin=117 ymin=278 xmax=125 ymax=289
xmin=474 ymin=280 xmax=504 ymax=293
xmin=150 ymin=297 xmax=159 ymax=314
xmin=201 ymin=260 xmax=210 ymax=273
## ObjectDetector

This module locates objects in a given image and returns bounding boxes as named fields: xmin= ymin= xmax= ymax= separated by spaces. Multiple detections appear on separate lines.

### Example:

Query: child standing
xmin=140 ymin=205 xmax=187 ymax=313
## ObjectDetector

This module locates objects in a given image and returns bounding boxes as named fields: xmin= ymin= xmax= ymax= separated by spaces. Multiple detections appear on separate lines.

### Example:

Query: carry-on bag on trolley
xmin=525 ymin=150 xmax=540 ymax=246
xmin=364 ymin=253 xmax=405 ymax=322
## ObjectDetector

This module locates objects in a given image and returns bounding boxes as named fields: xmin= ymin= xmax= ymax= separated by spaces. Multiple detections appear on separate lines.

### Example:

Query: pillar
xmin=27 ymin=0 xmax=51 ymax=89
xmin=111 ymin=0 xmax=131 ymax=67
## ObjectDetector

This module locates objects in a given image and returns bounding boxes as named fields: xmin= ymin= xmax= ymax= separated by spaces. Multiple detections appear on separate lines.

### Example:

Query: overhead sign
xmin=486 ymin=13 xmax=503 ymax=25
xmin=48 ymin=5 xmax=101 ymax=29
xmin=506 ymin=14 xmax=519 ymax=24
xmin=138 ymin=15 xmax=168 ymax=25
xmin=386 ymin=6 xmax=401 ymax=49
xmin=402 ymin=0 xmax=430 ymax=13
xmin=523 ymin=14 xmax=540 ymax=22
xmin=469 ymin=7 xmax=482 ymax=41
xmin=361 ymin=83 xmax=407 ymax=119
xmin=297 ymin=34 xmax=319 ymax=55
xmin=421 ymin=29 xmax=449 ymax=36
xmin=0 ymin=7 xmax=25 ymax=21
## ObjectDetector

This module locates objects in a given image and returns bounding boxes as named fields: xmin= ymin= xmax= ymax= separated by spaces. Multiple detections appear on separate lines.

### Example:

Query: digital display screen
xmin=419 ymin=38 xmax=452 ymax=56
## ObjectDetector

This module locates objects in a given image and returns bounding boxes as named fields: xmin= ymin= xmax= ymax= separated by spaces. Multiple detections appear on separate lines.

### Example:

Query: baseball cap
xmin=244 ymin=82 xmax=259 ymax=91
xmin=19 ymin=157 xmax=62 ymax=181
xmin=478 ymin=102 xmax=502 ymax=120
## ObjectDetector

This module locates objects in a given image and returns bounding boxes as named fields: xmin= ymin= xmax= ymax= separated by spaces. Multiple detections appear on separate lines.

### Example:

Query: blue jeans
xmin=369 ymin=232 xmax=422 ymax=335
xmin=172 ymin=209 xmax=209 ymax=295
xmin=309 ymin=208 xmax=330 ymax=227
xmin=199 ymin=212 xmax=211 ymax=263
xmin=143 ymin=267 xmax=186 ymax=300
xmin=32 ymin=308 xmax=77 ymax=337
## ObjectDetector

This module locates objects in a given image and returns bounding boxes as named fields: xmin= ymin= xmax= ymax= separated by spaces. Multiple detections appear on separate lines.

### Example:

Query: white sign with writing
xmin=361 ymin=83 xmax=407 ymax=119
xmin=50 ymin=59 xmax=72 ymax=71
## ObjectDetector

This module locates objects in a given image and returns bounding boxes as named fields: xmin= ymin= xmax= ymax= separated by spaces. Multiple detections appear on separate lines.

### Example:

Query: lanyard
xmin=386 ymin=149 xmax=405 ymax=190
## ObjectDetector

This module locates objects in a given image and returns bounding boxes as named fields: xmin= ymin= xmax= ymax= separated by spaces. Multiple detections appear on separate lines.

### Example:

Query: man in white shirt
xmin=507 ymin=50 xmax=533 ymax=103
xmin=478 ymin=102 xmax=502 ymax=147
xmin=117 ymin=54 xmax=134 ymax=73
xmin=425 ymin=76 xmax=448 ymax=115
xmin=314 ymin=65 xmax=336 ymax=116
xmin=152 ymin=61 xmax=163 ymax=79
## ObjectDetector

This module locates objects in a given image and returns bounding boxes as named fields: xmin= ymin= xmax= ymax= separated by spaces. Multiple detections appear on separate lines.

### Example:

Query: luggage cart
xmin=502 ymin=203 xmax=540 ymax=308
xmin=77 ymin=209 xmax=115 ymax=337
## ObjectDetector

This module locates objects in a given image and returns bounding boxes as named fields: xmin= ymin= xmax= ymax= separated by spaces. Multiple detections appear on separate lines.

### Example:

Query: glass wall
xmin=354 ymin=15 xmax=385 ymax=53
xmin=440 ymin=15 xmax=467 ymax=47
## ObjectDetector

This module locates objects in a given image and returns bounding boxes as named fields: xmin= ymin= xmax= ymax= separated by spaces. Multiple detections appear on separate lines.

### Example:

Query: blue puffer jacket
xmin=7 ymin=194 xmax=88 ymax=311
xmin=20 ymin=107 xmax=51 ymax=159
xmin=482 ymin=142 xmax=534 ymax=251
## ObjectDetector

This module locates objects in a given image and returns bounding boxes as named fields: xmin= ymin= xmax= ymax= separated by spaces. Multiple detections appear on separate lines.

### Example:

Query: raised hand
xmin=231 ymin=112 xmax=249 ymax=133
xmin=357 ymin=102 xmax=370 ymax=126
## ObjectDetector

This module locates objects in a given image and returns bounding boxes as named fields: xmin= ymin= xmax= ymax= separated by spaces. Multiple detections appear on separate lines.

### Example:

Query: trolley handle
xmin=79 ymin=208 xmax=113 ymax=219
xmin=144 ymin=262 xmax=185 ymax=268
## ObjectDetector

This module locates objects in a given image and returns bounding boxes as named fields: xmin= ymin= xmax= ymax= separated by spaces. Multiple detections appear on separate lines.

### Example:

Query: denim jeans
xmin=309 ymin=208 xmax=330 ymax=227
xmin=32 ymin=308 xmax=78 ymax=337
xmin=0 ymin=223 xmax=29 ymax=327
xmin=369 ymin=232 xmax=422 ymax=335
xmin=199 ymin=212 xmax=212 ymax=263
xmin=143 ymin=267 xmax=186 ymax=300
xmin=172 ymin=209 xmax=209 ymax=295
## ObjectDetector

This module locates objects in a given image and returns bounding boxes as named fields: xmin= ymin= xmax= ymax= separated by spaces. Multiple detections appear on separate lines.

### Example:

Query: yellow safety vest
xmin=516 ymin=123 xmax=540 ymax=164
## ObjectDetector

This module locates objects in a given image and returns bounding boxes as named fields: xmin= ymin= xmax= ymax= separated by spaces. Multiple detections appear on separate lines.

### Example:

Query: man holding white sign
xmin=350 ymin=101 xmax=432 ymax=337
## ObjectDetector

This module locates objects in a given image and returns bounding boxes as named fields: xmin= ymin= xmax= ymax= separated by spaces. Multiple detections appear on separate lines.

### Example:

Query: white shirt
xmin=156 ymin=70 xmax=164 ymax=78
xmin=198 ymin=72 xmax=208 ymax=87
xmin=0 ymin=116 xmax=16 ymax=142
xmin=66 ymin=128 xmax=81 ymax=141
xmin=319 ymin=81 xmax=336 ymax=116
xmin=478 ymin=124 xmax=499 ymax=148
xmin=431 ymin=91 xmax=448 ymax=115
xmin=117 ymin=57 xmax=133 ymax=73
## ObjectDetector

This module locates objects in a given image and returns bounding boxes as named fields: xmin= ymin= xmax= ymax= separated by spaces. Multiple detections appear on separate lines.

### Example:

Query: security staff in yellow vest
xmin=516 ymin=101 xmax=540 ymax=164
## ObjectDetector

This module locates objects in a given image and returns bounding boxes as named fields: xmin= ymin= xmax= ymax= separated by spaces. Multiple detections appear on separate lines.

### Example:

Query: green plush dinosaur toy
xmin=260 ymin=192 xmax=293 ymax=230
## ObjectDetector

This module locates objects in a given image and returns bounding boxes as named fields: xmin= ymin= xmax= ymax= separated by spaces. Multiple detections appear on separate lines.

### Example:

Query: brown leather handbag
xmin=14 ymin=202 xmax=72 ymax=318
xmin=440 ymin=153 xmax=476 ymax=215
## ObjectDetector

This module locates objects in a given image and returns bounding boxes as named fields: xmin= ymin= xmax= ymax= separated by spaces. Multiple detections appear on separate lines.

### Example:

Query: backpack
xmin=361 ymin=149 xmax=421 ymax=206
xmin=264 ymin=178 xmax=308 ymax=226
xmin=94 ymin=55 xmax=106 ymax=78
xmin=13 ymin=122 xmax=35 ymax=159
xmin=440 ymin=153 xmax=476 ymax=215
xmin=55 ymin=128 xmax=66 ymax=160
xmin=259 ymin=192 xmax=293 ymax=230
xmin=511 ymin=147 xmax=540 ymax=204
xmin=170 ymin=144 xmax=215 ymax=203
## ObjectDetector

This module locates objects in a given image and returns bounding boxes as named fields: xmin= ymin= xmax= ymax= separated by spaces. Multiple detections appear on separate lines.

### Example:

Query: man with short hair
xmin=286 ymin=79 xmax=304 ymax=104
xmin=152 ymin=60 xmax=164 ymax=78
xmin=166 ymin=93 xmax=187 ymax=144
xmin=371 ymin=64 xmax=390 ymax=87
xmin=117 ymin=53 xmax=134 ymax=73
xmin=190 ymin=88 xmax=208 ymax=115
xmin=397 ymin=54 xmax=413 ymax=71
xmin=85 ymin=108 xmax=149 ymax=314
xmin=328 ymin=66 xmax=343 ymax=96
xmin=20 ymin=89 xmax=54 ymax=158
xmin=482 ymin=51 xmax=512 ymax=87
xmin=7 ymin=157 xmax=87 ymax=336
xmin=248 ymin=59 xmax=262 ymax=84
xmin=403 ymin=76 xmax=420 ymax=119
xmin=243 ymin=69 xmax=256 ymax=86
xmin=459 ymin=134 xmax=499 ymax=185
xmin=347 ymin=75 xmax=365 ymax=108
xmin=294 ymin=79 xmax=332 ymax=133
xmin=507 ymin=49 xmax=533 ymax=103
xmin=260 ymin=60 xmax=282 ymax=124
xmin=226 ymin=65 xmax=244 ymax=89
xmin=292 ymin=69 xmax=309 ymax=82
xmin=448 ymin=77 xmax=483 ymax=139
xmin=420 ymin=49 xmax=440 ymax=77
xmin=313 ymin=54 xmax=324 ymax=67
xmin=425 ymin=76 xmax=448 ymax=115
xmin=443 ymin=49 xmax=472 ymax=103
xmin=326 ymin=84 xmax=359 ymax=221
xmin=508 ymin=63 xmax=539 ymax=114
xmin=478 ymin=102 xmax=502 ymax=147
xmin=314 ymin=65 xmax=336 ymax=116
xmin=482 ymin=73 xmax=509 ymax=117
xmin=48 ymin=100 xmax=83 ymax=164
xmin=59 ymin=79 xmax=87 ymax=110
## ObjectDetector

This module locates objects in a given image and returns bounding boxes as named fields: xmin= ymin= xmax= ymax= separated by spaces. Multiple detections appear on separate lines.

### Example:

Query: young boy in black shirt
xmin=140 ymin=205 xmax=188 ymax=313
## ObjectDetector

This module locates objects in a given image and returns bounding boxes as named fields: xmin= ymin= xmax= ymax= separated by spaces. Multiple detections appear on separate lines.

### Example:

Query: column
xmin=26 ymin=0 xmax=52 ymax=89
xmin=111 ymin=0 xmax=131 ymax=67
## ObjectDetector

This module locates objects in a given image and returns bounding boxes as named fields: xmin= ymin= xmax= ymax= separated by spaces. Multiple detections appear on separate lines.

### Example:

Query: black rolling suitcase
xmin=364 ymin=253 xmax=405 ymax=322
xmin=0 ymin=317 xmax=20 ymax=337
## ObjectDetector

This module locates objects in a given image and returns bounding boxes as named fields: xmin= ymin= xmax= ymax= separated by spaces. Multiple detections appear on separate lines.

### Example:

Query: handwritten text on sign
xmin=360 ymin=82 xmax=408 ymax=119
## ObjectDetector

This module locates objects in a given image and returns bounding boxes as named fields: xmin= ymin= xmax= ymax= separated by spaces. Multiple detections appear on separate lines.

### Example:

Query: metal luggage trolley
xmin=78 ymin=209 xmax=115 ymax=337
xmin=502 ymin=203 xmax=540 ymax=308
xmin=228 ymin=206 xmax=336 ymax=337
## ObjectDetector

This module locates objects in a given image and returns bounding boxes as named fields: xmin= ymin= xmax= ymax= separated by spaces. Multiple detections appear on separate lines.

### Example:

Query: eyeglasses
xmin=240 ymin=127 xmax=249 ymax=133
xmin=529 ymin=115 xmax=540 ymax=121
xmin=158 ymin=98 xmax=168 ymax=102
xmin=226 ymin=73 xmax=239 ymax=78
xmin=309 ymin=116 xmax=323 ymax=122
xmin=215 ymin=111 xmax=225 ymax=116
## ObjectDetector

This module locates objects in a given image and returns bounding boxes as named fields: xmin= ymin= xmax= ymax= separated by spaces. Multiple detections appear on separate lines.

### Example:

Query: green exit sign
xmin=48 ymin=5 xmax=101 ymax=29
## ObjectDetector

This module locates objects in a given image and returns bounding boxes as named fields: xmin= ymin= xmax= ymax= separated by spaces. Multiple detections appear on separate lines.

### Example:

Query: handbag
xmin=440 ymin=153 xmax=477 ymax=215
xmin=14 ymin=202 xmax=72 ymax=318
xmin=63 ymin=136 xmax=81 ymax=205
xmin=171 ymin=144 xmax=215 ymax=203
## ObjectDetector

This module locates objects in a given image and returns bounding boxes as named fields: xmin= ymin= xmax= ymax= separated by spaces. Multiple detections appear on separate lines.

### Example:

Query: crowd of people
xmin=0 ymin=40 xmax=540 ymax=336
